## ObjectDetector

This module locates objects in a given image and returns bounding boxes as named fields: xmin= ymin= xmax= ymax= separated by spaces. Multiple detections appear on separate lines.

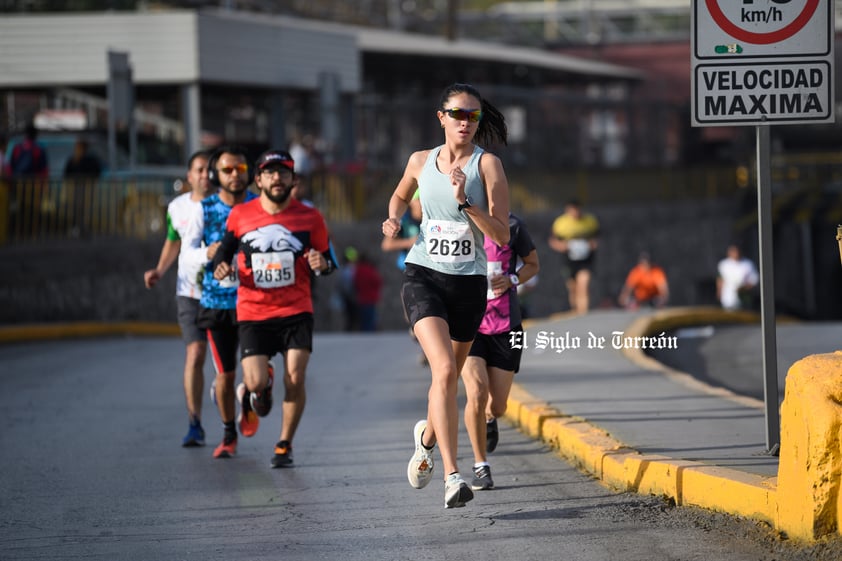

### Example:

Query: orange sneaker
xmin=213 ymin=436 xmax=237 ymax=459
xmin=237 ymin=383 xmax=259 ymax=437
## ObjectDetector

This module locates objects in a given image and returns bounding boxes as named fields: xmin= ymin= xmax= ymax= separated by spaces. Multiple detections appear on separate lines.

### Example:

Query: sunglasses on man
xmin=218 ymin=163 xmax=249 ymax=175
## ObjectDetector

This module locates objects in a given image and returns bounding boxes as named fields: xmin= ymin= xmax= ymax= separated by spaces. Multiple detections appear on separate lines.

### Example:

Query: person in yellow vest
xmin=548 ymin=199 xmax=600 ymax=314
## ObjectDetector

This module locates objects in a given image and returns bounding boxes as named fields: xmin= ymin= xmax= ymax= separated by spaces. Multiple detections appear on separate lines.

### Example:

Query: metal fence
xmin=0 ymin=177 xmax=174 ymax=244
xmin=0 ymin=165 xmax=741 ymax=244
xmin=12 ymin=157 xmax=840 ymax=243
xmin=307 ymin=164 xmax=744 ymax=222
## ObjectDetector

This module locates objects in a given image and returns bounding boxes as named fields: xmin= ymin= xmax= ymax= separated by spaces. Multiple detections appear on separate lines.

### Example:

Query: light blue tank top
xmin=405 ymin=144 xmax=487 ymax=276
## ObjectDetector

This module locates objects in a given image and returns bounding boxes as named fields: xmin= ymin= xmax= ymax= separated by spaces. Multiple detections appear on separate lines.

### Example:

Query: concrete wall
xmin=0 ymin=199 xmax=740 ymax=330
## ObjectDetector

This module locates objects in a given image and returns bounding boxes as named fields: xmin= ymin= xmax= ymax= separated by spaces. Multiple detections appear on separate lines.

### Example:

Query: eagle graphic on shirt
xmin=242 ymin=224 xmax=305 ymax=254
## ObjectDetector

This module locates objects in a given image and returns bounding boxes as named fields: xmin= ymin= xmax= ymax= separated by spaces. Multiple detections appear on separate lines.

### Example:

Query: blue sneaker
xmin=182 ymin=422 xmax=205 ymax=447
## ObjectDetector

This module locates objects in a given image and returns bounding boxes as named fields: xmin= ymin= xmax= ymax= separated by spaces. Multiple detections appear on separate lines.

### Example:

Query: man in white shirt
xmin=143 ymin=150 xmax=214 ymax=446
xmin=717 ymin=244 xmax=759 ymax=311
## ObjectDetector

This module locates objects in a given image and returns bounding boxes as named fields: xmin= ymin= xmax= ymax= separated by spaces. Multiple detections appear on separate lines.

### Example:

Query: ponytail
xmin=476 ymin=97 xmax=507 ymax=147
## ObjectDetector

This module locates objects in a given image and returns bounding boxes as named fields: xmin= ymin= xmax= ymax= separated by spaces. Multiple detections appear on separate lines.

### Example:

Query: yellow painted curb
xmin=0 ymin=322 xmax=180 ymax=343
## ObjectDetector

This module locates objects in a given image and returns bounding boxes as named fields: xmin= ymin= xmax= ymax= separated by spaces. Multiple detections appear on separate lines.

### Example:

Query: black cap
xmin=255 ymin=150 xmax=295 ymax=171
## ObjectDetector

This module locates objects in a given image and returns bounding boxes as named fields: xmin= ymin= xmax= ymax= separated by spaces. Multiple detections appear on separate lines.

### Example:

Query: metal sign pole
xmin=755 ymin=124 xmax=780 ymax=455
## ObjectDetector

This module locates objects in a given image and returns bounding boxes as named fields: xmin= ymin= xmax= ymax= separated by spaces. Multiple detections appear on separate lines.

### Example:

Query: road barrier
xmin=0 ymin=177 xmax=173 ymax=243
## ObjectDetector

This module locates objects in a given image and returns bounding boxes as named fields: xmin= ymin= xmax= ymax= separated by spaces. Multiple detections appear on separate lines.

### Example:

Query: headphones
xmin=207 ymin=145 xmax=254 ymax=187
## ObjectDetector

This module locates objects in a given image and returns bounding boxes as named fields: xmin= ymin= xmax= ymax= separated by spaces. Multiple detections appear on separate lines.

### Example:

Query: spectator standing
xmin=548 ymin=199 xmax=600 ymax=314
xmin=63 ymin=138 xmax=102 ymax=179
xmin=6 ymin=123 xmax=49 ymax=238
xmin=288 ymin=133 xmax=316 ymax=178
xmin=6 ymin=123 xmax=48 ymax=179
xmin=353 ymin=251 xmax=383 ymax=332
xmin=717 ymin=244 xmax=759 ymax=311
xmin=618 ymin=252 xmax=669 ymax=309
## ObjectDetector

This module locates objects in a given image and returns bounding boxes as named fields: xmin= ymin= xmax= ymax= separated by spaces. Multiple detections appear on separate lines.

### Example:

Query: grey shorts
xmin=176 ymin=296 xmax=207 ymax=345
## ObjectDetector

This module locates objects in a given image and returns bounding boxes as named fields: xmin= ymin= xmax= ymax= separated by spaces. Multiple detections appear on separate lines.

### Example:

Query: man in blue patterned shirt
xmin=183 ymin=145 xmax=257 ymax=459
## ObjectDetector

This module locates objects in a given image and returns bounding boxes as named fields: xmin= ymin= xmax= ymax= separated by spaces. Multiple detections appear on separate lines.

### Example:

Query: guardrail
xmin=5 ymin=161 xmax=822 ymax=244
xmin=0 ymin=171 xmax=371 ymax=244
xmin=0 ymin=166 xmax=742 ymax=244
xmin=0 ymin=177 xmax=174 ymax=244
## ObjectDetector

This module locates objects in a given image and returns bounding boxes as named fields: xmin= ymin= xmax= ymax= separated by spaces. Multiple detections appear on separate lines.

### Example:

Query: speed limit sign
xmin=694 ymin=0 xmax=832 ymax=59
xmin=692 ymin=0 xmax=834 ymax=125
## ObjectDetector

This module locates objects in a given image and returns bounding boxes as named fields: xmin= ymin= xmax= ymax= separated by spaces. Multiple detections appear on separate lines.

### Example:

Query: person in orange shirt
xmin=618 ymin=252 xmax=669 ymax=309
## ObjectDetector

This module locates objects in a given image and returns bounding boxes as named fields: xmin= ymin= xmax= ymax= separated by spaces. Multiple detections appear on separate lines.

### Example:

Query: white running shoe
xmin=407 ymin=420 xmax=434 ymax=489
xmin=444 ymin=473 xmax=474 ymax=508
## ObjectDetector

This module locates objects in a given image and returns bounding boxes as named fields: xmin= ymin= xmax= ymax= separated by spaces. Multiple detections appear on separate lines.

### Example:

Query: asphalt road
xmin=0 ymin=332 xmax=835 ymax=561
xmin=647 ymin=322 xmax=842 ymax=402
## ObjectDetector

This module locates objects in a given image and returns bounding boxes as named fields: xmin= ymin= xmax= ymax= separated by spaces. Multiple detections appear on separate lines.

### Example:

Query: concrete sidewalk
xmin=504 ymin=308 xmax=819 ymax=528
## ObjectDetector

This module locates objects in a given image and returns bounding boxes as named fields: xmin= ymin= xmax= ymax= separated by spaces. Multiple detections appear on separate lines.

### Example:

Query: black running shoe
xmin=471 ymin=464 xmax=494 ymax=490
xmin=271 ymin=440 xmax=294 ymax=468
xmin=252 ymin=361 xmax=275 ymax=417
xmin=486 ymin=418 xmax=499 ymax=453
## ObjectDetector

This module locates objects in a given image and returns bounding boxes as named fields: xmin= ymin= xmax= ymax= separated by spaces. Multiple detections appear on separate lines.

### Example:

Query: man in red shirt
xmin=213 ymin=149 xmax=336 ymax=468
xmin=618 ymin=252 xmax=669 ymax=309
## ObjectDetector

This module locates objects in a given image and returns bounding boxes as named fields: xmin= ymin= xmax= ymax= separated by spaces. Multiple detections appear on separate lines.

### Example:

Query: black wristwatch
xmin=458 ymin=196 xmax=473 ymax=212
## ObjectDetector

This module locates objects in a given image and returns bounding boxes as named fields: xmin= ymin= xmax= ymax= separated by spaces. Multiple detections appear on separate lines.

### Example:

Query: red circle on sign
xmin=705 ymin=0 xmax=819 ymax=45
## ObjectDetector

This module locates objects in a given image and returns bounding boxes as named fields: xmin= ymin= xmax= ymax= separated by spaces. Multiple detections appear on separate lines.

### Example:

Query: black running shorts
xmin=468 ymin=327 xmax=524 ymax=373
xmin=239 ymin=313 xmax=315 ymax=358
xmin=565 ymin=255 xmax=595 ymax=280
xmin=197 ymin=307 xmax=239 ymax=373
xmin=400 ymin=263 xmax=486 ymax=343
